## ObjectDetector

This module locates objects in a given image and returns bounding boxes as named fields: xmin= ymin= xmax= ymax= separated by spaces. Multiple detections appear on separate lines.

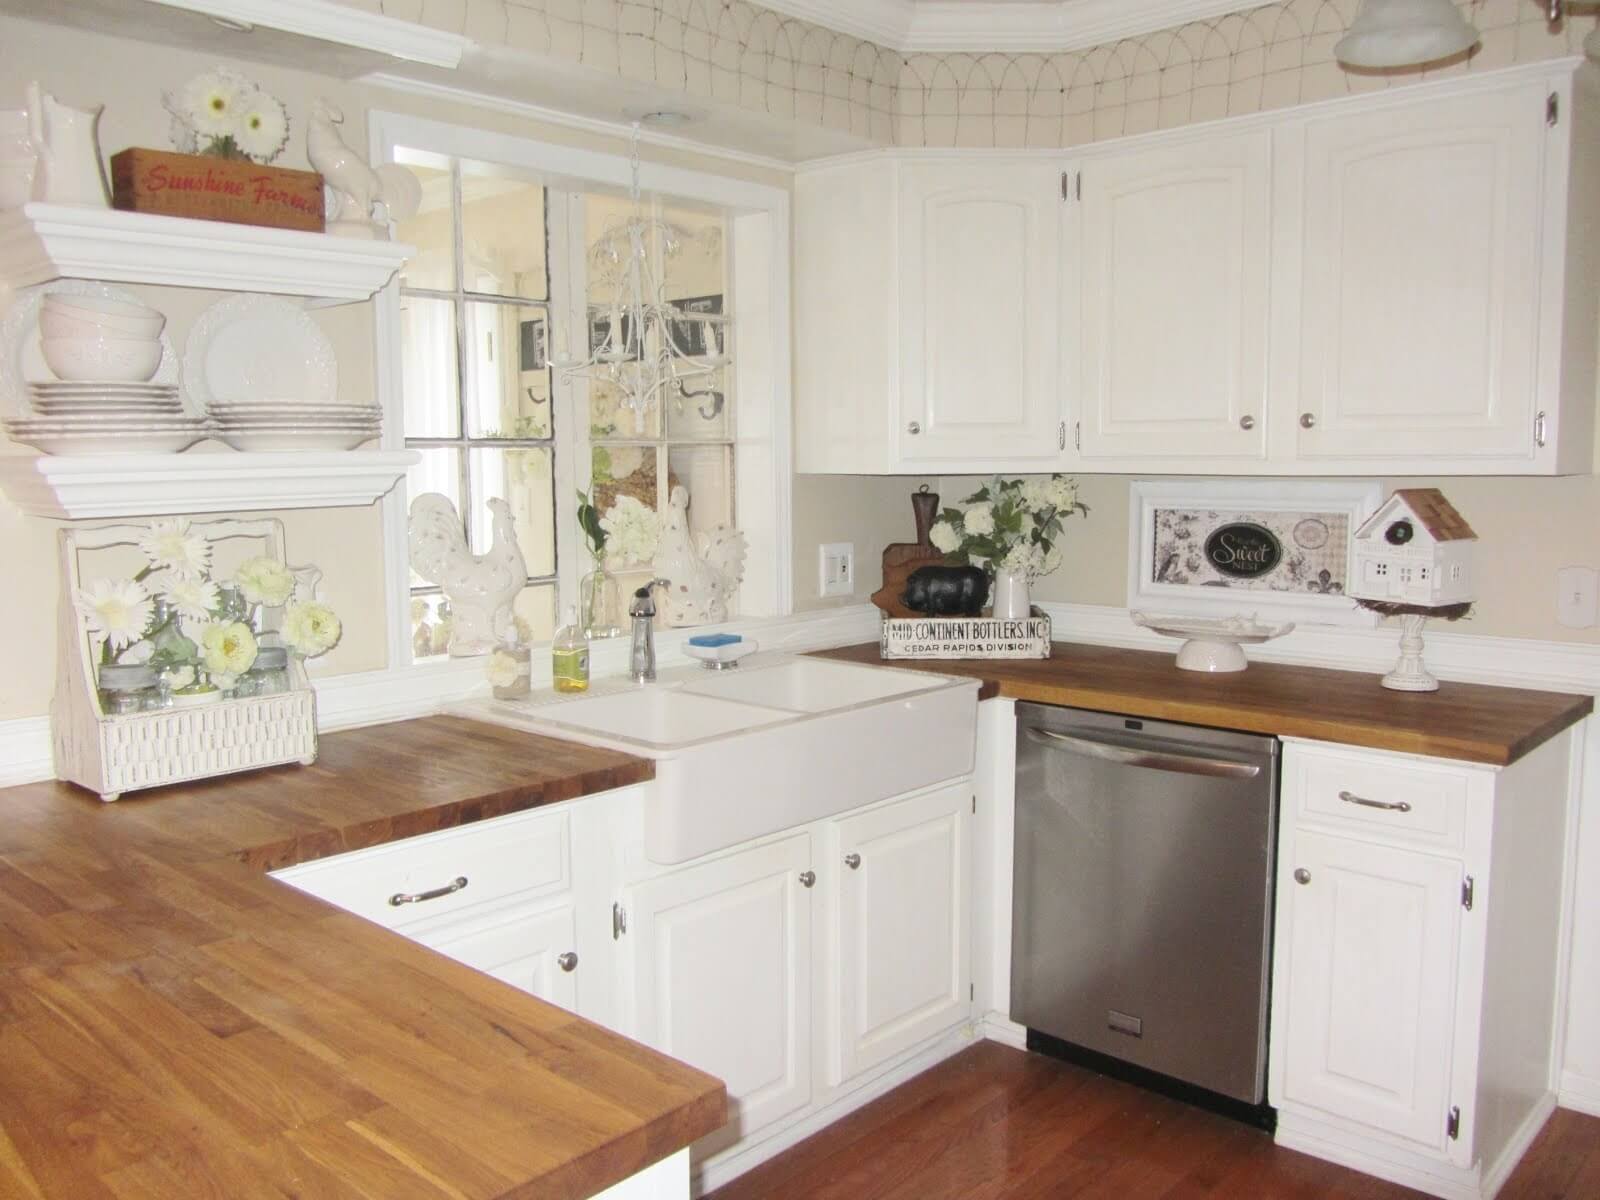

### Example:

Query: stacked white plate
xmin=207 ymin=400 xmax=381 ymax=452
xmin=7 ymin=380 xmax=208 ymax=455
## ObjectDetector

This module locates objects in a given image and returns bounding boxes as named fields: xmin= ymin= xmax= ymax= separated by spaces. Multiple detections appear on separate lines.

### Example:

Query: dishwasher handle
xmin=1022 ymin=725 xmax=1263 ymax=780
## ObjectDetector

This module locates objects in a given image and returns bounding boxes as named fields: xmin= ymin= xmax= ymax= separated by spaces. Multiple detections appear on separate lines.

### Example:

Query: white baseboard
xmin=1559 ymin=1070 xmax=1600 ymax=1117
xmin=0 ymin=716 xmax=51 ymax=788
xmin=1481 ymin=1092 xmax=1558 ymax=1200
xmin=978 ymin=1011 xmax=1028 ymax=1049
xmin=1273 ymin=1109 xmax=1484 ymax=1200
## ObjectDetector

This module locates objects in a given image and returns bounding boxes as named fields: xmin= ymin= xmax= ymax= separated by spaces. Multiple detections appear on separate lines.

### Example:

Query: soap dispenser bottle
xmin=552 ymin=607 xmax=590 ymax=693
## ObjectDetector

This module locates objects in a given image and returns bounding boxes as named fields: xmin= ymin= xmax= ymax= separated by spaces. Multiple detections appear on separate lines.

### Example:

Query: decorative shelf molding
xmin=0 ymin=204 xmax=414 ymax=302
xmin=146 ymin=0 xmax=470 ymax=68
xmin=0 ymin=450 xmax=418 ymax=519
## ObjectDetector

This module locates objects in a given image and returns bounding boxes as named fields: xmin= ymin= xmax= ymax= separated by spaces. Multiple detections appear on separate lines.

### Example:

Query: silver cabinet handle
xmin=907 ymin=421 xmax=921 ymax=435
xmin=1299 ymin=412 xmax=1316 ymax=429
xmin=389 ymin=875 xmax=467 ymax=906
xmin=1239 ymin=415 xmax=1255 ymax=430
xmin=1338 ymin=789 xmax=1412 ymax=813
xmin=1022 ymin=726 xmax=1261 ymax=780
xmin=799 ymin=870 xmax=816 ymax=888
xmin=1294 ymin=868 xmax=1311 ymax=885
xmin=557 ymin=951 xmax=578 ymax=972
xmin=844 ymin=853 xmax=861 ymax=870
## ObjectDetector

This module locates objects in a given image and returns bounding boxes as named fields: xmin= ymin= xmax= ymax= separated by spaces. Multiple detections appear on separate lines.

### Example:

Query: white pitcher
xmin=0 ymin=109 xmax=35 ymax=210
xmin=25 ymin=81 xmax=108 ymax=208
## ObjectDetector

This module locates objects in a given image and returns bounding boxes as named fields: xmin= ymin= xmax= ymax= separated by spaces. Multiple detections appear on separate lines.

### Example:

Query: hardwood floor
xmin=707 ymin=1043 xmax=1600 ymax=1200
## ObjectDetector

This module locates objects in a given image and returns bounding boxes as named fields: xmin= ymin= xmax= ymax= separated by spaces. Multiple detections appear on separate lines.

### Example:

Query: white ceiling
xmin=755 ymin=0 xmax=1258 ymax=52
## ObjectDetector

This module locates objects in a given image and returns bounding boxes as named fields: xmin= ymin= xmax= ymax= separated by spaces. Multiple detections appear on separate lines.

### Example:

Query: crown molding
xmin=145 ymin=0 xmax=469 ymax=67
xmin=754 ymin=0 xmax=1262 ymax=53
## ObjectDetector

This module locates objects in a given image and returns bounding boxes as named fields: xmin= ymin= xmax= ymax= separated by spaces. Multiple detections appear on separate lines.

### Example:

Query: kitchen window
xmin=369 ymin=114 xmax=793 ymax=673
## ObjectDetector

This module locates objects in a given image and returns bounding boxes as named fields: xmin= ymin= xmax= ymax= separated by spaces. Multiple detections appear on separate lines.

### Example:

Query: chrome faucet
xmin=629 ymin=579 xmax=671 ymax=683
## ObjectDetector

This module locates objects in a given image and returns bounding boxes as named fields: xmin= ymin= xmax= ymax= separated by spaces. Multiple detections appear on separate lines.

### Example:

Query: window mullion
xmin=547 ymin=187 xmax=586 ymax=619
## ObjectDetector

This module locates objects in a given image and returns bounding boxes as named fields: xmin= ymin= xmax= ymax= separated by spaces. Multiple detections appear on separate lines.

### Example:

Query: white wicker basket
xmin=53 ymin=517 xmax=320 ymax=802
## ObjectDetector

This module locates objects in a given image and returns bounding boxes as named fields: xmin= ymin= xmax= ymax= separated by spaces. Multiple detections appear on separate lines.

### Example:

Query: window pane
xmin=515 ymin=584 xmax=558 ymax=644
xmin=410 ymin=593 xmax=453 ymax=660
xmin=462 ymin=301 xmax=552 ymax=440
xmin=400 ymin=296 xmax=459 ymax=439
xmin=667 ymin=444 xmax=734 ymax=535
xmin=395 ymin=163 xmax=455 ymax=291
xmin=661 ymin=204 xmax=725 ymax=301
xmin=406 ymin=447 xmax=463 ymax=587
xmin=461 ymin=172 xmax=548 ymax=301
xmin=665 ymin=373 xmax=730 ymax=440
xmin=592 ymin=443 xmax=660 ymax=526
xmin=470 ymin=446 xmax=555 ymax=577
xmin=590 ymin=372 xmax=661 ymax=440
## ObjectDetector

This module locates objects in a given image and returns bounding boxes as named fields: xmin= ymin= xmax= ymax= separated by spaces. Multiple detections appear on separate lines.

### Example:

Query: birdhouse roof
xmin=1355 ymin=488 xmax=1477 ymax=543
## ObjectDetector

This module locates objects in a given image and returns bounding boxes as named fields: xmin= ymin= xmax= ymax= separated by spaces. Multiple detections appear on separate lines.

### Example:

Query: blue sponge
xmin=688 ymin=633 xmax=743 ymax=647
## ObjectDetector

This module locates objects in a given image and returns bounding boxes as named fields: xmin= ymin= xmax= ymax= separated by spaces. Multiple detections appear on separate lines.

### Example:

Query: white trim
xmin=1273 ymin=1110 xmax=1485 ymax=1200
xmin=978 ymin=1011 xmax=1028 ymax=1049
xmin=1559 ymin=1069 xmax=1600 ymax=1117
xmin=363 ymin=74 xmax=797 ymax=177
xmin=756 ymin=0 xmax=1298 ymax=53
xmin=0 ymin=717 xmax=52 ymax=789
xmin=145 ymin=0 xmax=469 ymax=67
xmin=1481 ymin=1093 xmax=1560 ymax=1200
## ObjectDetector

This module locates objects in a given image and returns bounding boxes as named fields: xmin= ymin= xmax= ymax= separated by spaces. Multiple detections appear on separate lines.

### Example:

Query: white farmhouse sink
xmin=465 ymin=654 xmax=980 ymax=863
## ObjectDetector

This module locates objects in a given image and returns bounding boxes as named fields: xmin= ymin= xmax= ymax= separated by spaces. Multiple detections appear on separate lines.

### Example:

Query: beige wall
xmin=790 ymin=474 xmax=937 ymax=610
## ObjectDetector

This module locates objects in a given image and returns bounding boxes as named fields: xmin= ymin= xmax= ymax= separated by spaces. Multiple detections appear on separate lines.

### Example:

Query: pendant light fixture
xmin=1334 ymin=0 xmax=1481 ymax=68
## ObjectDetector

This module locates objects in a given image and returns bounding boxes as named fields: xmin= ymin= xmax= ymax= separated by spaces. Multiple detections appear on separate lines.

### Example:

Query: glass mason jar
xmin=491 ymin=643 xmax=532 ymax=701
xmin=244 ymin=646 xmax=292 ymax=696
xmin=580 ymin=566 xmax=624 ymax=639
xmin=97 ymin=663 xmax=160 ymax=715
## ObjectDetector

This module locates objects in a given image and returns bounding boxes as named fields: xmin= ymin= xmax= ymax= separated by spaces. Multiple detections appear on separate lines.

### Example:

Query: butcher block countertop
xmin=817 ymin=641 xmax=1591 ymax=766
xmin=0 ymin=715 xmax=725 ymax=1200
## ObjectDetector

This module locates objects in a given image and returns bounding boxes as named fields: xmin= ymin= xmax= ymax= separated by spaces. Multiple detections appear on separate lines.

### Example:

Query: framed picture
xmin=1127 ymin=480 xmax=1383 ymax=627
xmin=518 ymin=317 xmax=547 ymax=372
xmin=668 ymin=293 xmax=723 ymax=357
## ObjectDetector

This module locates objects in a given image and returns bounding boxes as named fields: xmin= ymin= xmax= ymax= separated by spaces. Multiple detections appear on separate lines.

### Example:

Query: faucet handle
xmin=629 ymin=578 xmax=670 ymax=618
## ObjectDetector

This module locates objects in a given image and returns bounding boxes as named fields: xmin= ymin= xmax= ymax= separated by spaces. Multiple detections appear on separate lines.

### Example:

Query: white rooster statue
xmin=308 ymin=99 xmax=422 ymax=239
xmin=651 ymin=486 xmax=747 ymax=627
xmin=408 ymin=494 xmax=526 ymax=657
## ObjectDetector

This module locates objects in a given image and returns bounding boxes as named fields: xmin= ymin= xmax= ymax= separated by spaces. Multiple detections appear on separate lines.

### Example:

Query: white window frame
xmin=369 ymin=111 xmax=794 ymax=680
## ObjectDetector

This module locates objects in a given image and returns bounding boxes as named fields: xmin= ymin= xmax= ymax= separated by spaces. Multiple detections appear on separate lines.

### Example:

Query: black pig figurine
xmin=902 ymin=565 xmax=990 ymax=616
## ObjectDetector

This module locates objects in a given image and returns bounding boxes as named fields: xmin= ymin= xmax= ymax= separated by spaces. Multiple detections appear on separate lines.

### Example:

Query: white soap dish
xmin=684 ymin=637 xmax=758 ymax=670
xmin=1131 ymin=612 xmax=1294 ymax=673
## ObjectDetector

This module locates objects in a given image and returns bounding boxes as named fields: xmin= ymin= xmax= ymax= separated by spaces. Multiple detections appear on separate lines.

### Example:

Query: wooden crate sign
xmin=882 ymin=614 xmax=1052 ymax=660
xmin=110 ymin=148 xmax=325 ymax=232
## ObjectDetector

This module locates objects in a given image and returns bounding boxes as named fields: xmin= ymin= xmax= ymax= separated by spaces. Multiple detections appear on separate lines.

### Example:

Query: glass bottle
xmin=97 ymin=663 xmax=160 ymax=715
xmin=244 ymin=646 xmax=291 ymax=696
xmin=580 ymin=566 xmax=624 ymax=639
xmin=552 ymin=608 xmax=590 ymax=694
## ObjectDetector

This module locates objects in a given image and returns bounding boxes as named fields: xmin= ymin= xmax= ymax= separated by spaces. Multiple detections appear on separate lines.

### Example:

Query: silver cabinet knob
xmin=1239 ymin=415 xmax=1255 ymax=430
xmin=1299 ymin=412 xmax=1316 ymax=429
xmin=799 ymin=870 xmax=816 ymax=888
xmin=557 ymin=951 xmax=578 ymax=972
xmin=907 ymin=421 xmax=921 ymax=435
xmin=1293 ymin=868 xmax=1311 ymax=885
xmin=844 ymin=853 xmax=861 ymax=870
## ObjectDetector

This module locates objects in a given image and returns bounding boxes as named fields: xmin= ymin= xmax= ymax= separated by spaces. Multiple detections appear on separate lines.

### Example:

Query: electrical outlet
xmin=1557 ymin=566 xmax=1598 ymax=629
xmin=819 ymin=542 xmax=854 ymax=598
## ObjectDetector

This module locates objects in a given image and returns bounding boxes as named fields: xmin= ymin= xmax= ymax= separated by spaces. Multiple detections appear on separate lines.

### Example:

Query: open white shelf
xmin=0 ymin=204 xmax=415 ymax=302
xmin=0 ymin=450 xmax=418 ymax=519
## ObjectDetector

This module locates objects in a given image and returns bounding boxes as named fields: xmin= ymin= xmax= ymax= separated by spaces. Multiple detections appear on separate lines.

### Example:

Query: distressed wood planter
xmin=110 ymin=148 xmax=325 ymax=232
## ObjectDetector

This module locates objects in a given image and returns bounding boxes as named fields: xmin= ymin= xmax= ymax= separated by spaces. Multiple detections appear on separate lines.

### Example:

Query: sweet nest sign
xmin=1129 ymin=482 xmax=1382 ymax=627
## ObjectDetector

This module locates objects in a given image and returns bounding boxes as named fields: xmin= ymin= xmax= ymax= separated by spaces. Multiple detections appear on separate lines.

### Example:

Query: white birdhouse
xmin=1349 ymin=489 xmax=1476 ymax=608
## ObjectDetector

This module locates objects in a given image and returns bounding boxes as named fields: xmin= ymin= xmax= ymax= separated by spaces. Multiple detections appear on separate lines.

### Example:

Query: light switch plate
xmin=819 ymin=542 xmax=854 ymax=598
xmin=1557 ymin=566 xmax=1598 ymax=629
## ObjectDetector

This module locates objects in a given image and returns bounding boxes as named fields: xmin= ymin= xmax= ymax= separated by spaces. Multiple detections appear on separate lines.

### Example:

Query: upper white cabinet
xmin=795 ymin=156 xmax=1063 ymax=474
xmin=1067 ymin=129 xmax=1272 ymax=462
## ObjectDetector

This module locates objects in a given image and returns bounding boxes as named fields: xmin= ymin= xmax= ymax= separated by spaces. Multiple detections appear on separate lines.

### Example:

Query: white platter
xmin=31 ymin=381 xmax=178 ymax=396
xmin=2 ymin=281 xmax=180 ymax=419
xmin=217 ymin=428 xmax=375 ymax=451
xmin=184 ymin=295 xmax=337 ymax=410
xmin=1131 ymin=611 xmax=1295 ymax=673
xmin=207 ymin=402 xmax=377 ymax=416
xmin=213 ymin=415 xmax=379 ymax=429
xmin=9 ymin=415 xmax=205 ymax=430
xmin=6 ymin=427 xmax=207 ymax=455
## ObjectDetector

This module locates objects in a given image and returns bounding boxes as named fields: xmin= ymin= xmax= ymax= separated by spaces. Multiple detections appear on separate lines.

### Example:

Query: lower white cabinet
xmin=419 ymin=902 xmax=581 ymax=1012
xmin=1270 ymin=734 xmax=1576 ymax=1198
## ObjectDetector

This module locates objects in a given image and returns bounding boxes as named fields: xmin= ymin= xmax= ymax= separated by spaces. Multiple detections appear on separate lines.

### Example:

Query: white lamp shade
xmin=1335 ymin=0 xmax=1481 ymax=68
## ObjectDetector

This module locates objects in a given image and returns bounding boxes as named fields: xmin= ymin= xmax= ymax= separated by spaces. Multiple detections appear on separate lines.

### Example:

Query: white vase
xmin=992 ymin=568 xmax=1031 ymax=620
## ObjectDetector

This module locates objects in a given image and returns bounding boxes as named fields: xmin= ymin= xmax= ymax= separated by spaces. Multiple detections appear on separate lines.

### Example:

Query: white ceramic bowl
xmin=42 ymin=294 xmax=165 ymax=338
xmin=41 ymin=335 xmax=164 ymax=382
xmin=39 ymin=307 xmax=163 ymax=342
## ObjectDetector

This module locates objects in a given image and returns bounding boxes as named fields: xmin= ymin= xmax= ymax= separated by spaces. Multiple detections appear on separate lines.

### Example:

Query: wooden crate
xmin=110 ymin=148 xmax=325 ymax=232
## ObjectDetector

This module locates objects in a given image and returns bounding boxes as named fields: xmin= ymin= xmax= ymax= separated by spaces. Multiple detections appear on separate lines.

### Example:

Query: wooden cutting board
xmin=871 ymin=541 xmax=945 ymax=618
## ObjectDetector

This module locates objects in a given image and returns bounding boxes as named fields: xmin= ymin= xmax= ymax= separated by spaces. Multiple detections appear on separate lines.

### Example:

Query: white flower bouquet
xmin=928 ymin=475 xmax=1090 ymax=583
xmin=163 ymin=67 xmax=290 ymax=164
xmin=578 ymin=488 xmax=663 ymax=568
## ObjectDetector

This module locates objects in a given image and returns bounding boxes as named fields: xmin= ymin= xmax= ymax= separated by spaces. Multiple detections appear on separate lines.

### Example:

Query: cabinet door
xmin=1072 ymin=130 xmax=1271 ymax=460
xmin=1292 ymin=84 xmax=1547 ymax=461
xmin=1276 ymin=831 xmax=1464 ymax=1157
xmin=420 ymin=903 xmax=579 ymax=1012
xmin=897 ymin=161 xmax=1062 ymax=468
xmin=827 ymin=782 xmax=970 ymax=1085
xmin=627 ymin=834 xmax=812 ymax=1150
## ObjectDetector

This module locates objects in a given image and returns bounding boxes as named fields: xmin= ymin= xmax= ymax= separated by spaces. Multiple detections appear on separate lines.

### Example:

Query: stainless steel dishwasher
xmin=1010 ymin=702 xmax=1278 ymax=1106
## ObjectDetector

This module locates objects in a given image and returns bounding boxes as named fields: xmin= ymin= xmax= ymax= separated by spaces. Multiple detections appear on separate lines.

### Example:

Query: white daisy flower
xmin=235 ymin=91 xmax=288 ymax=163
xmin=161 ymin=575 xmax=220 ymax=622
xmin=139 ymin=517 xmax=211 ymax=579
xmin=281 ymin=602 xmax=342 ymax=659
xmin=181 ymin=70 xmax=242 ymax=138
xmin=75 ymin=578 xmax=153 ymax=654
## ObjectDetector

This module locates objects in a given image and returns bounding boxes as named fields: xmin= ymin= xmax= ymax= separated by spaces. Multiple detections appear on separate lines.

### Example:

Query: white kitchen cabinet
xmin=1067 ymin=129 xmax=1271 ymax=462
xmin=418 ymin=902 xmax=580 ymax=1012
xmin=625 ymin=832 xmax=814 ymax=1153
xmin=824 ymin=780 xmax=971 ymax=1085
xmin=794 ymin=156 xmax=1063 ymax=474
xmin=1270 ymin=733 xmax=1577 ymax=1199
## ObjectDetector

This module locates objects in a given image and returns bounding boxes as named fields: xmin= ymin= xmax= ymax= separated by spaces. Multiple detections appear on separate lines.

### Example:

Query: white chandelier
xmin=555 ymin=121 xmax=730 ymax=435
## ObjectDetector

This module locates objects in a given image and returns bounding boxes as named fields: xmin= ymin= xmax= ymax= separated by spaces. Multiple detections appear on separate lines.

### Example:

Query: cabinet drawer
xmin=273 ymin=807 xmax=570 ymax=931
xmin=1286 ymin=744 xmax=1469 ymax=854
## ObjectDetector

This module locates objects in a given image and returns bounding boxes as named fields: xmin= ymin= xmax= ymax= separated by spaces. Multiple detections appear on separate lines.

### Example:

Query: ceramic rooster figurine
xmin=307 ymin=99 xmax=421 ymax=237
xmin=651 ymin=486 xmax=747 ymax=627
xmin=408 ymin=494 xmax=526 ymax=656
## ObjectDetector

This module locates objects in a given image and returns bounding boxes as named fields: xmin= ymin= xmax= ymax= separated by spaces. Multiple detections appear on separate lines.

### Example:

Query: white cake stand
xmin=1131 ymin=612 xmax=1295 ymax=673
